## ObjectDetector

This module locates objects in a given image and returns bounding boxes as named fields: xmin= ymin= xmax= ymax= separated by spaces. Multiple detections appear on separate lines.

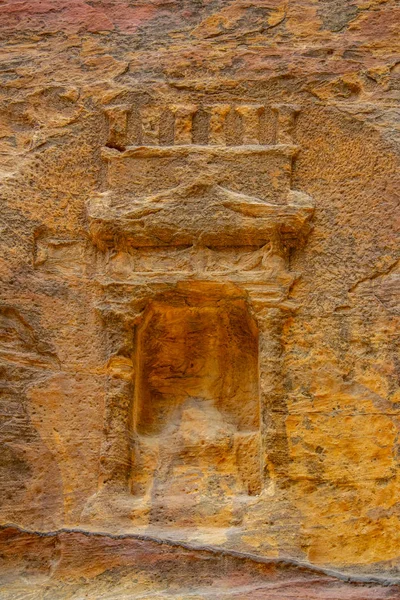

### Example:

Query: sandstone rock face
xmin=0 ymin=1 xmax=399 ymax=598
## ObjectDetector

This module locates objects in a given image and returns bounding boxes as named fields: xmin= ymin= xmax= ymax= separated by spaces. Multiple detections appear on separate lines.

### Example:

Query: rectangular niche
xmin=130 ymin=282 xmax=262 ymax=518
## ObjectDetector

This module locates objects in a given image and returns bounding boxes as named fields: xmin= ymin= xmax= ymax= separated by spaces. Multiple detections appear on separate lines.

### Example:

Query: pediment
xmin=87 ymin=178 xmax=314 ymax=250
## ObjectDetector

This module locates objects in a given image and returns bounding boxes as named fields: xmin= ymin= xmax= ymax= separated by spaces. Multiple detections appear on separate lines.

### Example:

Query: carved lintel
xmin=100 ymin=143 xmax=298 ymax=160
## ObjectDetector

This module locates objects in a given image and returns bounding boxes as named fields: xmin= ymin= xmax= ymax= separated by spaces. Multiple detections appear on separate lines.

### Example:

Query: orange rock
xmin=0 ymin=1 xmax=399 ymax=597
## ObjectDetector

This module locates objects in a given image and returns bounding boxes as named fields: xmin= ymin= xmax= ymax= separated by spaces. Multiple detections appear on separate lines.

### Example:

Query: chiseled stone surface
xmin=0 ymin=1 xmax=399 ymax=598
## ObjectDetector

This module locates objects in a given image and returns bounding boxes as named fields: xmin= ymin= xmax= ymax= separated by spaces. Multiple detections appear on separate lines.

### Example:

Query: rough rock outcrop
xmin=0 ymin=1 xmax=399 ymax=598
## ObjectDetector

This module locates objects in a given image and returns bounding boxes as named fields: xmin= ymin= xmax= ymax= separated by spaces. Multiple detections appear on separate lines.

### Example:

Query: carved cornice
xmin=87 ymin=179 xmax=314 ymax=251
xmin=101 ymin=144 xmax=298 ymax=160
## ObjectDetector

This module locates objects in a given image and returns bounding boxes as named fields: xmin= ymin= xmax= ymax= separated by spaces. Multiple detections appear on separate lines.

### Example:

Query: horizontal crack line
xmin=1 ymin=523 xmax=399 ymax=587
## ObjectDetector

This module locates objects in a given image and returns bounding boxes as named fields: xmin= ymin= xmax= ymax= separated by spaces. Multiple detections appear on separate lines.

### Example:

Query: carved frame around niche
xmin=85 ymin=102 xmax=315 ymax=521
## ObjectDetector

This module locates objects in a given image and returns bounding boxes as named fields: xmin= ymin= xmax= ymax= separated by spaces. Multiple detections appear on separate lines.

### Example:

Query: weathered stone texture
xmin=0 ymin=1 xmax=399 ymax=598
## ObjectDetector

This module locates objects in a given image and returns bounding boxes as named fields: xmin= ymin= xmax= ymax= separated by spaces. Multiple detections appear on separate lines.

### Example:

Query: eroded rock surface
xmin=0 ymin=1 xmax=399 ymax=598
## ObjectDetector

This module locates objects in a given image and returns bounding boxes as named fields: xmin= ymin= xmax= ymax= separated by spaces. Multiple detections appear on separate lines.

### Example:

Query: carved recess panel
xmin=84 ymin=101 xmax=314 ymax=527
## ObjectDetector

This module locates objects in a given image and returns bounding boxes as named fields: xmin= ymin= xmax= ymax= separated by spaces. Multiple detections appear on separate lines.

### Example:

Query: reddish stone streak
xmin=0 ymin=0 xmax=159 ymax=34
xmin=1 ymin=526 xmax=399 ymax=598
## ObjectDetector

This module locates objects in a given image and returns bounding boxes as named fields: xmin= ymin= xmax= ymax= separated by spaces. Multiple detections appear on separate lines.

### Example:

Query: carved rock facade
xmin=82 ymin=103 xmax=314 ymax=530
